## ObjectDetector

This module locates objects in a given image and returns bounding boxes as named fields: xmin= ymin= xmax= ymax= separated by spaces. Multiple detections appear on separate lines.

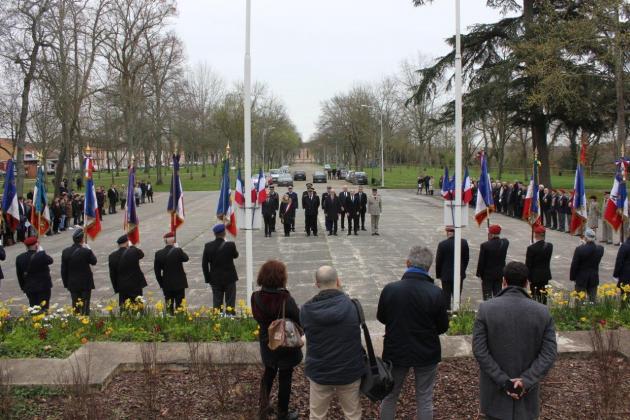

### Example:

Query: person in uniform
xmin=587 ymin=195 xmax=600 ymax=234
xmin=287 ymin=186 xmax=298 ymax=232
xmin=323 ymin=188 xmax=340 ymax=236
xmin=0 ymin=242 xmax=5 ymax=287
xmin=613 ymin=233 xmax=630 ymax=292
xmin=558 ymin=189 xmax=569 ymax=232
xmin=61 ymin=229 xmax=97 ymax=315
xmin=154 ymin=232 xmax=189 ymax=314
xmin=550 ymin=190 xmax=559 ymax=230
xmin=570 ymin=229 xmax=604 ymax=302
xmin=16 ymin=236 xmax=53 ymax=312
xmin=268 ymin=185 xmax=279 ymax=233
xmin=601 ymin=192 xmax=613 ymax=244
xmin=322 ymin=185 xmax=331 ymax=203
xmin=367 ymin=188 xmax=382 ymax=235
xmin=279 ymin=194 xmax=295 ymax=237
xmin=115 ymin=235 xmax=147 ymax=308
xmin=525 ymin=225 xmax=553 ymax=303
xmin=202 ymin=223 xmax=239 ymax=312
xmin=262 ymin=188 xmax=275 ymax=238
xmin=476 ymin=224 xmax=509 ymax=300
xmin=435 ymin=226 xmax=469 ymax=310
xmin=338 ymin=185 xmax=350 ymax=231
xmin=108 ymin=235 xmax=128 ymax=307
xmin=357 ymin=186 xmax=368 ymax=231
xmin=302 ymin=186 xmax=320 ymax=236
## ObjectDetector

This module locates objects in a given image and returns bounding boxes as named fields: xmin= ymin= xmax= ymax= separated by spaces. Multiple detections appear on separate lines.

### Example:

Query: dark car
xmin=312 ymin=171 xmax=327 ymax=183
xmin=354 ymin=171 xmax=368 ymax=185
xmin=338 ymin=169 xmax=348 ymax=180
xmin=293 ymin=170 xmax=306 ymax=181
xmin=346 ymin=170 xmax=356 ymax=184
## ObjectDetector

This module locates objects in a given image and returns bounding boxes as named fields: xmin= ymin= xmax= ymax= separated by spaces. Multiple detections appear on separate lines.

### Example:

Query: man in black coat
xmin=345 ymin=189 xmax=360 ymax=236
xmin=435 ymin=226 xmax=470 ymax=310
xmin=338 ymin=185 xmax=350 ymax=231
xmin=0 ymin=243 xmax=5 ymax=286
xmin=107 ymin=184 xmax=118 ymax=214
xmin=16 ymin=236 xmax=53 ymax=312
xmin=61 ymin=229 xmax=97 ymax=315
xmin=525 ymin=226 xmax=553 ymax=303
xmin=154 ymin=232 xmax=189 ymax=314
xmin=476 ymin=224 xmax=510 ymax=300
xmin=262 ymin=189 xmax=275 ymax=238
xmin=287 ymin=186 xmax=298 ymax=232
xmin=614 ymin=236 xmax=630 ymax=292
xmin=357 ymin=186 xmax=368 ymax=231
xmin=268 ymin=185 xmax=279 ymax=232
xmin=108 ymin=235 xmax=127 ymax=302
xmin=377 ymin=245 xmax=449 ymax=419
xmin=202 ymin=224 xmax=239 ymax=312
xmin=302 ymin=186 xmax=320 ymax=236
xmin=115 ymin=235 xmax=147 ymax=308
xmin=570 ymin=229 xmax=604 ymax=302
xmin=322 ymin=188 xmax=340 ymax=236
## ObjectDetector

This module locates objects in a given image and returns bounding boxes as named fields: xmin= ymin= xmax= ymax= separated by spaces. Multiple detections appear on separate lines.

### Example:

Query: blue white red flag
xmin=1 ymin=159 xmax=20 ymax=231
xmin=253 ymin=168 xmax=267 ymax=204
xmin=522 ymin=158 xmax=541 ymax=225
xmin=30 ymin=166 xmax=51 ymax=235
xmin=125 ymin=164 xmax=140 ymax=244
xmin=604 ymin=159 xmax=628 ymax=231
xmin=570 ymin=163 xmax=587 ymax=234
xmin=216 ymin=157 xmax=237 ymax=236
xmin=474 ymin=152 xmax=494 ymax=225
xmin=234 ymin=169 xmax=245 ymax=208
xmin=83 ymin=156 xmax=101 ymax=239
xmin=462 ymin=167 xmax=473 ymax=204
xmin=441 ymin=167 xmax=454 ymax=200
xmin=167 ymin=154 xmax=185 ymax=232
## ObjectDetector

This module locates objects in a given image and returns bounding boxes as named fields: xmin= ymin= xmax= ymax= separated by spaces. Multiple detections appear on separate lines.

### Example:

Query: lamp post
xmin=453 ymin=0 xmax=464 ymax=312
xmin=243 ymin=0 xmax=254 ymax=301
xmin=261 ymin=125 xmax=275 ymax=172
xmin=361 ymin=105 xmax=385 ymax=187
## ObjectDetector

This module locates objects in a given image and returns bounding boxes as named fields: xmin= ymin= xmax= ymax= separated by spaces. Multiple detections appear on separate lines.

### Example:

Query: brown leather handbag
xmin=268 ymin=299 xmax=304 ymax=350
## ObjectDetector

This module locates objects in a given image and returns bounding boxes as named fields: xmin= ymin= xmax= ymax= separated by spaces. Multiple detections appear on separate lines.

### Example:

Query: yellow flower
xmin=237 ymin=299 xmax=246 ymax=308
xmin=187 ymin=316 xmax=193 ymax=321
xmin=33 ymin=322 xmax=42 ymax=329
xmin=577 ymin=291 xmax=587 ymax=301
xmin=580 ymin=317 xmax=588 ymax=322
xmin=213 ymin=323 xmax=221 ymax=333
xmin=81 ymin=317 xmax=90 ymax=325
xmin=155 ymin=301 xmax=164 ymax=312
xmin=104 ymin=327 xmax=113 ymax=336
xmin=253 ymin=330 xmax=259 ymax=337
xmin=105 ymin=305 xmax=114 ymax=312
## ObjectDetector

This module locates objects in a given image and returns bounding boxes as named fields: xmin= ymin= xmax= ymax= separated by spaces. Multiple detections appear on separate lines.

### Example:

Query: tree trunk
xmin=532 ymin=117 xmax=551 ymax=188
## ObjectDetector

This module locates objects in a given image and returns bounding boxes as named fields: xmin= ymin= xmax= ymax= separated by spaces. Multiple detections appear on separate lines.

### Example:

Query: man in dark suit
xmin=268 ymin=185 xmax=279 ymax=232
xmin=476 ymin=224 xmax=509 ymax=300
xmin=357 ymin=186 xmax=368 ymax=231
xmin=338 ymin=185 xmax=350 ymax=231
xmin=108 ymin=235 xmax=128 ymax=305
xmin=154 ymin=232 xmax=189 ymax=314
xmin=287 ymin=186 xmax=298 ymax=232
xmin=322 ymin=188 xmax=340 ymax=236
xmin=345 ymin=189 xmax=360 ymax=236
xmin=525 ymin=225 xmax=553 ymax=303
xmin=302 ymin=186 xmax=320 ymax=236
xmin=16 ymin=236 xmax=53 ymax=312
xmin=614 ymin=235 xmax=630 ymax=292
xmin=0 ymin=243 xmax=5 ymax=287
xmin=473 ymin=262 xmax=557 ymax=420
xmin=115 ymin=235 xmax=147 ymax=308
xmin=435 ymin=226 xmax=470 ymax=310
xmin=107 ymin=184 xmax=119 ymax=214
xmin=61 ymin=229 xmax=97 ymax=315
xmin=542 ymin=188 xmax=552 ymax=228
xmin=570 ymin=229 xmax=604 ymax=302
xmin=262 ymin=188 xmax=275 ymax=238
xmin=202 ymin=224 xmax=239 ymax=312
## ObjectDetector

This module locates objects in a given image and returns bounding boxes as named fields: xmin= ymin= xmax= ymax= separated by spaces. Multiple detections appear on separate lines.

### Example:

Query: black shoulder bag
xmin=351 ymin=298 xmax=394 ymax=402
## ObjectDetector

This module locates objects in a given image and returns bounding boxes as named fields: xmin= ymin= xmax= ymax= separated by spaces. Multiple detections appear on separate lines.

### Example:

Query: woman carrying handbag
xmin=252 ymin=260 xmax=303 ymax=420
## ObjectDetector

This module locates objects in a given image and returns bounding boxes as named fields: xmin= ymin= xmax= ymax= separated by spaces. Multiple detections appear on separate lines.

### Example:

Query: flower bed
xmin=0 ymin=298 xmax=259 ymax=359
xmin=448 ymin=283 xmax=630 ymax=336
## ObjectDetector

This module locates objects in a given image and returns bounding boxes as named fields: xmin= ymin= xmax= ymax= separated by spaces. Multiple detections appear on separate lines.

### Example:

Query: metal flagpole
xmin=453 ymin=0 xmax=463 ymax=312
xmin=84 ymin=146 xmax=90 ymax=245
xmin=244 ymin=0 xmax=254 ymax=302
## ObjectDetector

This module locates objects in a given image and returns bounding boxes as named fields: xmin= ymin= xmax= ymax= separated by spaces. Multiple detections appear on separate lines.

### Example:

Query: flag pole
xmin=244 ymin=0 xmax=254 ymax=303
xmin=84 ymin=146 xmax=90 ymax=245
xmin=453 ymin=0 xmax=463 ymax=312
xmin=171 ymin=154 xmax=177 ymax=242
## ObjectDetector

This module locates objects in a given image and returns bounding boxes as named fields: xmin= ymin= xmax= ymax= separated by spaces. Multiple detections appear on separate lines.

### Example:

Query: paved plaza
xmin=0 ymin=166 xmax=619 ymax=322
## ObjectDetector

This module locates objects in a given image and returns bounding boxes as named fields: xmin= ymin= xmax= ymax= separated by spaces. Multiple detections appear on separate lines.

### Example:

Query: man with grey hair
xmin=300 ymin=266 xmax=365 ymax=420
xmin=377 ymin=246 xmax=449 ymax=419
xmin=570 ymin=228 xmax=604 ymax=302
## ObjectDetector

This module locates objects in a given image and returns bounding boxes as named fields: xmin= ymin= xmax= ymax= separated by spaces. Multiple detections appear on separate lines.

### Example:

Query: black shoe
xmin=354 ymin=232 xmax=358 ymax=235
xmin=333 ymin=232 xmax=338 ymax=236
xmin=361 ymin=227 xmax=366 ymax=231
xmin=341 ymin=227 xmax=345 ymax=231
xmin=313 ymin=233 xmax=318 ymax=236
xmin=291 ymin=228 xmax=295 ymax=232
xmin=375 ymin=232 xmax=380 ymax=236
xmin=277 ymin=410 xmax=298 ymax=420
xmin=348 ymin=232 xmax=352 ymax=236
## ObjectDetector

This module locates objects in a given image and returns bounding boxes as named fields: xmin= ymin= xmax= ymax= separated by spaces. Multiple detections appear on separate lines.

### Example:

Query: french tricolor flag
xmin=1 ymin=159 xmax=20 ymax=231
xmin=604 ymin=160 xmax=628 ymax=231
xmin=235 ymin=169 xmax=245 ymax=208
xmin=462 ymin=167 xmax=473 ymax=204
xmin=253 ymin=168 xmax=267 ymax=204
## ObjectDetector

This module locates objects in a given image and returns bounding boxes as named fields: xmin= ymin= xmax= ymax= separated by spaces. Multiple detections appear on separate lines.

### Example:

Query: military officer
xmin=570 ymin=229 xmax=604 ymax=302
xmin=154 ymin=232 xmax=189 ymax=314
xmin=435 ymin=226 xmax=470 ymax=310
xmin=202 ymin=224 xmax=239 ymax=312
xmin=16 ymin=236 xmax=53 ymax=312
xmin=287 ymin=186 xmax=298 ymax=232
xmin=525 ymin=225 xmax=553 ymax=303
xmin=112 ymin=234 xmax=147 ymax=308
xmin=61 ymin=229 xmax=97 ymax=314
xmin=302 ymin=185 xmax=320 ymax=236
xmin=476 ymin=224 xmax=509 ymax=300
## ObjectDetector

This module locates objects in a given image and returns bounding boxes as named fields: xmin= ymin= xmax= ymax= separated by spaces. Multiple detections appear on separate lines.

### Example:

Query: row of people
xmin=251 ymin=252 xmax=557 ymax=419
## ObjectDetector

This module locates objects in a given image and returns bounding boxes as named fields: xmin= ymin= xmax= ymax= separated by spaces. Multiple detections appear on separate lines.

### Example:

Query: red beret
xmin=24 ymin=236 xmax=38 ymax=246
xmin=534 ymin=225 xmax=546 ymax=235
xmin=488 ymin=224 xmax=502 ymax=235
xmin=163 ymin=232 xmax=174 ymax=239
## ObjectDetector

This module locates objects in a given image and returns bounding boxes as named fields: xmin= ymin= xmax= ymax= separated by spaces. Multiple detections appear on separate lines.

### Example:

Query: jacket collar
xmin=311 ymin=288 xmax=344 ymax=302
xmin=495 ymin=285 xmax=531 ymax=299
xmin=401 ymin=270 xmax=434 ymax=284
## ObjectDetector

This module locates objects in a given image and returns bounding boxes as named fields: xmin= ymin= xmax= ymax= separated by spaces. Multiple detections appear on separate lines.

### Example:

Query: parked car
xmin=346 ymin=170 xmax=356 ymax=184
xmin=269 ymin=169 xmax=280 ymax=184
xmin=293 ymin=170 xmax=306 ymax=181
xmin=354 ymin=171 xmax=368 ymax=185
xmin=312 ymin=171 xmax=327 ymax=183
xmin=277 ymin=172 xmax=294 ymax=187
xmin=280 ymin=165 xmax=290 ymax=173
xmin=323 ymin=164 xmax=331 ymax=171
xmin=338 ymin=168 xmax=348 ymax=180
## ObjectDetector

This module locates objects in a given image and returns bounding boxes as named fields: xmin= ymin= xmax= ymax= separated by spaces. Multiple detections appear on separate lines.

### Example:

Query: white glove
xmin=83 ymin=243 xmax=91 ymax=250
xmin=174 ymin=242 xmax=179 ymax=248
xmin=37 ymin=245 xmax=44 ymax=252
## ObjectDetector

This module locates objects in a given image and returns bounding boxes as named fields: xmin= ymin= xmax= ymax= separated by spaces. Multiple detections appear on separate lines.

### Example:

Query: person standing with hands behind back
xmin=202 ymin=223 xmax=239 ymax=313
xmin=251 ymin=260 xmax=302 ymax=420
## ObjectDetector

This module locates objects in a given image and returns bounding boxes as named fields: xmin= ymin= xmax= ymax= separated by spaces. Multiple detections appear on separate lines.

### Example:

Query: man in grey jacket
xmin=473 ymin=261 xmax=557 ymax=420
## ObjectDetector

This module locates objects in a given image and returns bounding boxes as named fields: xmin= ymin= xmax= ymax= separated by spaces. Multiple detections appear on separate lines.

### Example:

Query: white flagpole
xmin=453 ymin=0 xmax=463 ymax=312
xmin=244 ymin=0 xmax=254 ymax=302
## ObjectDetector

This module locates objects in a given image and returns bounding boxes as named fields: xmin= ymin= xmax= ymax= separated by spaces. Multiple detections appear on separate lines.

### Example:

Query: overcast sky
xmin=174 ymin=0 xmax=504 ymax=142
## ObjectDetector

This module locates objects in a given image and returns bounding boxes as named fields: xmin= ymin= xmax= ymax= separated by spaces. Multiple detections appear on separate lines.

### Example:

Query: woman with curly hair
xmin=251 ymin=260 xmax=302 ymax=420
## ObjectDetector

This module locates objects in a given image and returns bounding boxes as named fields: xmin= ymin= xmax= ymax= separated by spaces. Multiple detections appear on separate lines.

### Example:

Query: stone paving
xmin=0 ymin=165 xmax=619 ymax=323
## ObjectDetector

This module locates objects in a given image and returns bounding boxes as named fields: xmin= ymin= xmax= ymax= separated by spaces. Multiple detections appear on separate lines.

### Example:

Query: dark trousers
xmin=261 ymin=366 xmax=293 ymax=414
xmin=347 ymin=214 xmax=359 ymax=234
xmin=119 ymin=289 xmax=143 ymax=309
xmin=360 ymin=211 xmax=366 ymax=229
xmin=264 ymin=215 xmax=273 ymax=236
xmin=271 ymin=213 xmax=276 ymax=231
xmin=26 ymin=289 xmax=51 ymax=312
xmin=481 ymin=278 xmax=501 ymax=301
xmin=109 ymin=203 xmax=117 ymax=214
xmin=305 ymin=214 xmax=317 ymax=235
xmin=325 ymin=218 xmax=337 ymax=234
xmin=71 ymin=290 xmax=91 ymax=315
xmin=212 ymin=282 xmax=236 ymax=312
xmin=340 ymin=212 xmax=346 ymax=229
xmin=575 ymin=285 xmax=598 ymax=303
xmin=121 ymin=199 xmax=126 ymax=210
xmin=283 ymin=220 xmax=292 ymax=236
xmin=530 ymin=282 xmax=548 ymax=304
xmin=544 ymin=210 xmax=551 ymax=227
xmin=164 ymin=289 xmax=185 ymax=314
xmin=441 ymin=279 xmax=463 ymax=310
xmin=551 ymin=210 xmax=558 ymax=229
xmin=558 ymin=212 xmax=566 ymax=232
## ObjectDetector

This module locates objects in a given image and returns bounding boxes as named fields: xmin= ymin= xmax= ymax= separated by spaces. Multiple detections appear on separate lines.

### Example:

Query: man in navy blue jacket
xmin=377 ymin=245 xmax=449 ymax=420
